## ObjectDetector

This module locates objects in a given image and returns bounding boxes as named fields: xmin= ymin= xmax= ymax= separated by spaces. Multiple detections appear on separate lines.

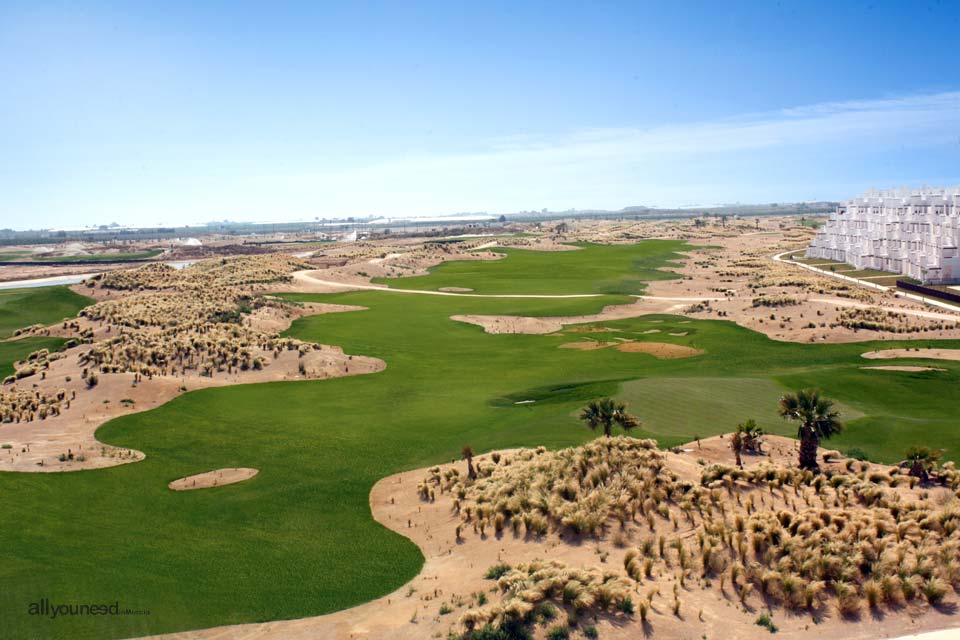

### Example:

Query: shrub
xmin=545 ymin=626 xmax=569 ymax=640
xmin=535 ymin=601 xmax=557 ymax=623
xmin=484 ymin=563 xmax=512 ymax=580
xmin=755 ymin=613 xmax=778 ymax=633
xmin=845 ymin=448 xmax=869 ymax=461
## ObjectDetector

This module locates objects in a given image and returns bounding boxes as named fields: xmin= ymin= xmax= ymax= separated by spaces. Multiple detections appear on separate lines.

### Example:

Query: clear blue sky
xmin=2 ymin=1 xmax=959 ymax=229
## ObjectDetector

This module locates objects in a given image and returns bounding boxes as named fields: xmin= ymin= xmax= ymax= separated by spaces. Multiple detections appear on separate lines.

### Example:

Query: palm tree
xmin=579 ymin=398 xmax=639 ymax=438
xmin=778 ymin=389 xmax=842 ymax=470
xmin=904 ymin=446 xmax=942 ymax=483
xmin=461 ymin=445 xmax=476 ymax=480
xmin=730 ymin=419 xmax=759 ymax=468
xmin=730 ymin=430 xmax=744 ymax=468
xmin=738 ymin=418 xmax=764 ymax=454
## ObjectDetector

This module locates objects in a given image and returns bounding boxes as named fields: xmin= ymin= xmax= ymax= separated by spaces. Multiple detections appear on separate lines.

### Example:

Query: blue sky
xmin=2 ymin=1 xmax=960 ymax=229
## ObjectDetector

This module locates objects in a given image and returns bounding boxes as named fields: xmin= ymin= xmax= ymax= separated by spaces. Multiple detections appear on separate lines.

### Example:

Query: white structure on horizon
xmin=806 ymin=186 xmax=960 ymax=284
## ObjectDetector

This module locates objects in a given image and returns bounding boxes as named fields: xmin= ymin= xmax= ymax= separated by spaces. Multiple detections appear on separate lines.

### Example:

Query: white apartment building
xmin=805 ymin=186 xmax=960 ymax=284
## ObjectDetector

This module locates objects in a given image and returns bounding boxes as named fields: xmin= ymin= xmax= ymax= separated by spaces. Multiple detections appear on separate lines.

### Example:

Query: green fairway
xmin=0 ymin=242 xmax=957 ymax=638
xmin=372 ymin=240 xmax=687 ymax=295
xmin=0 ymin=285 xmax=92 ymax=338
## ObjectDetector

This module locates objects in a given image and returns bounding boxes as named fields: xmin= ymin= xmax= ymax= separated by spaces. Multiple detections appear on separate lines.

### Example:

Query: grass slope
xmin=0 ymin=337 xmax=69 ymax=378
xmin=0 ymin=242 xmax=957 ymax=638
xmin=372 ymin=240 xmax=687 ymax=295
xmin=0 ymin=286 xmax=92 ymax=338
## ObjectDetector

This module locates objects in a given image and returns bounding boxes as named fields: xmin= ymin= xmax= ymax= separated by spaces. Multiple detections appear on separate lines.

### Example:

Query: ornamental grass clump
xmin=458 ymin=560 xmax=633 ymax=637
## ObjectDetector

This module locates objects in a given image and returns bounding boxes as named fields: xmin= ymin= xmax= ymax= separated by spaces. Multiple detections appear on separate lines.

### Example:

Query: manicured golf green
xmin=0 ymin=286 xmax=92 ymax=338
xmin=0 ymin=242 xmax=957 ymax=639
xmin=372 ymin=240 xmax=687 ymax=295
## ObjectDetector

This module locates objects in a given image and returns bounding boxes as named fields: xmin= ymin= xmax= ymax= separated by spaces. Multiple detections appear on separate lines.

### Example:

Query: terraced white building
xmin=806 ymin=186 xmax=960 ymax=284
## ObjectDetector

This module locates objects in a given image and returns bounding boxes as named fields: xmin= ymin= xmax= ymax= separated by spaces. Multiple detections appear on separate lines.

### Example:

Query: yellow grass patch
xmin=566 ymin=325 xmax=619 ymax=333
xmin=558 ymin=341 xmax=618 ymax=350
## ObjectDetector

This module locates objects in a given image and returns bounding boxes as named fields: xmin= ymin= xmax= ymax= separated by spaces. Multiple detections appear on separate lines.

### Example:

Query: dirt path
xmin=292 ymin=270 xmax=601 ymax=297
xmin=773 ymin=250 xmax=960 ymax=314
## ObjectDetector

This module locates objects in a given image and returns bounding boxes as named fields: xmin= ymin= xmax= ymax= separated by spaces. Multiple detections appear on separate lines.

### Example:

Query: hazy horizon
xmin=3 ymin=1 xmax=959 ymax=229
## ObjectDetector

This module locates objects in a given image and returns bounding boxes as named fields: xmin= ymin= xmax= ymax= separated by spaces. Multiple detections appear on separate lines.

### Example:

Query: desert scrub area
xmin=94 ymin=253 xmax=310 ymax=290
xmin=81 ymin=256 xmax=321 ymax=369
xmin=0 ymin=256 xmax=327 ymax=427
xmin=2 ymin=241 xmax=960 ymax=638
xmin=834 ymin=306 xmax=951 ymax=334
xmin=422 ymin=437 xmax=960 ymax=639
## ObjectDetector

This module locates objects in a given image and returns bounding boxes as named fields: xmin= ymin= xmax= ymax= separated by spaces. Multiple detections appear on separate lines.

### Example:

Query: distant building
xmin=806 ymin=186 xmax=960 ymax=284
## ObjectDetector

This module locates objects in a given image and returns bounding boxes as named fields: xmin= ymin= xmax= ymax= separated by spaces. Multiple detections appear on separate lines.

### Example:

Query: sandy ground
xmin=143 ymin=434 xmax=960 ymax=640
xmin=862 ymin=349 xmax=960 ymax=361
xmin=168 ymin=468 xmax=259 ymax=491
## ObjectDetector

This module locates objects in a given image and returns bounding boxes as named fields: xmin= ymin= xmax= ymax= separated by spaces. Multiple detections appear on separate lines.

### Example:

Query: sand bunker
xmin=168 ymin=468 xmax=259 ymax=491
xmin=861 ymin=366 xmax=946 ymax=372
xmin=862 ymin=348 xmax=960 ymax=361
xmin=669 ymin=331 xmax=689 ymax=336
xmin=438 ymin=287 xmax=473 ymax=292
xmin=615 ymin=341 xmax=702 ymax=358
xmin=641 ymin=328 xmax=661 ymax=334
xmin=558 ymin=341 xmax=617 ymax=350
xmin=450 ymin=297 xmax=716 ymax=335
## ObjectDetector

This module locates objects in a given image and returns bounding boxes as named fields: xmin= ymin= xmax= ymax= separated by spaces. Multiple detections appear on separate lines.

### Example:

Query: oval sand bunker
xmin=168 ymin=468 xmax=259 ymax=491
xmin=862 ymin=348 xmax=960 ymax=361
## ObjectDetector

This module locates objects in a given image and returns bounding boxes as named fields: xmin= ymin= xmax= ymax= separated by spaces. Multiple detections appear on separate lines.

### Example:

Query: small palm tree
xmin=730 ymin=419 xmax=759 ymax=468
xmin=730 ymin=430 xmax=744 ymax=468
xmin=461 ymin=445 xmax=476 ymax=480
xmin=904 ymin=446 xmax=942 ymax=483
xmin=738 ymin=418 xmax=764 ymax=454
xmin=778 ymin=389 xmax=842 ymax=470
xmin=579 ymin=398 xmax=639 ymax=438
